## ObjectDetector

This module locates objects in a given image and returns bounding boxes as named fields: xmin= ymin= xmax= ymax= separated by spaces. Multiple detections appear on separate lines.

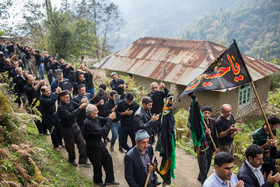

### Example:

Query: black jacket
xmin=13 ymin=75 xmax=27 ymax=94
xmin=34 ymin=54 xmax=41 ymax=65
xmin=116 ymin=100 xmax=139 ymax=126
xmin=237 ymin=161 xmax=272 ymax=187
xmin=110 ymin=78 xmax=125 ymax=97
xmin=204 ymin=118 xmax=219 ymax=151
xmin=92 ymin=92 xmax=109 ymax=117
xmin=73 ymin=80 xmax=88 ymax=96
xmin=125 ymin=145 xmax=157 ymax=187
xmin=83 ymin=116 xmax=112 ymax=150
xmin=73 ymin=93 xmax=93 ymax=125
xmin=148 ymin=87 xmax=169 ymax=115
xmin=105 ymin=99 xmax=120 ymax=122
xmin=134 ymin=107 xmax=158 ymax=137
xmin=39 ymin=93 xmax=58 ymax=125
xmin=23 ymin=83 xmax=41 ymax=106
xmin=58 ymin=100 xmax=81 ymax=128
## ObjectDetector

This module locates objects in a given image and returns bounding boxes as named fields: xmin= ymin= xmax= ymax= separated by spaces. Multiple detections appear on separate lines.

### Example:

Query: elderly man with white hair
xmin=216 ymin=104 xmax=238 ymax=155
xmin=83 ymin=104 xmax=119 ymax=186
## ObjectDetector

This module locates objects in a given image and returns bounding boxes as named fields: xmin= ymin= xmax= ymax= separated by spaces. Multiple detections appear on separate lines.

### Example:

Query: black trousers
xmin=119 ymin=125 xmax=136 ymax=151
xmin=62 ymin=123 xmax=87 ymax=163
xmin=45 ymin=114 xmax=62 ymax=148
xmin=87 ymin=146 xmax=114 ymax=183
xmin=197 ymin=148 xmax=213 ymax=184
xmin=35 ymin=120 xmax=44 ymax=134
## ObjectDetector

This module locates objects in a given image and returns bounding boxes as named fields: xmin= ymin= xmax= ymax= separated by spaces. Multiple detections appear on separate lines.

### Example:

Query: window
xmin=238 ymin=84 xmax=252 ymax=106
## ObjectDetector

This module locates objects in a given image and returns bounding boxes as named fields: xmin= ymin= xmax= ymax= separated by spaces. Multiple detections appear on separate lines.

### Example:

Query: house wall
xmin=107 ymin=70 xmax=270 ymax=119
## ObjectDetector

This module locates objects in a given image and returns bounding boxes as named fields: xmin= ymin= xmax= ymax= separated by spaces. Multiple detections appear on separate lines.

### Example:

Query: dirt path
xmin=57 ymin=132 xmax=213 ymax=187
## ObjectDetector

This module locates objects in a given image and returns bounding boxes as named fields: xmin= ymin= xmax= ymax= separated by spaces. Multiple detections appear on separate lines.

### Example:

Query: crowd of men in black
xmin=0 ymin=40 xmax=170 ymax=186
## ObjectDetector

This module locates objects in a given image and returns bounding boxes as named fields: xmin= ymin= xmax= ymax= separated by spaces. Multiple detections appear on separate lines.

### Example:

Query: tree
xmin=0 ymin=0 xmax=13 ymax=33
xmin=46 ymin=10 xmax=74 ymax=59
xmin=71 ymin=0 xmax=124 ymax=60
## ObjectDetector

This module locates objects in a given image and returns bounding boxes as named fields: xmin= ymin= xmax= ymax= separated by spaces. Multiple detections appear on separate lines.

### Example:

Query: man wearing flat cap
xmin=57 ymin=90 xmax=90 ymax=166
xmin=110 ymin=72 xmax=126 ymax=100
xmin=197 ymin=106 xmax=219 ymax=184
xmin=125 ymin=130 xmax=158 ymax=187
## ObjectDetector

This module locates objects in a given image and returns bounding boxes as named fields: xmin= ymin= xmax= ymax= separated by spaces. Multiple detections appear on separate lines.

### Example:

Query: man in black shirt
xmin=110 ymin=72 xmax=126 ymax=100
xmin=106 ymin=90 xmax=123 ymax=152
xmin=40 ymin=86 xmax=62 ymax=151
xmin=23 ymin=75 xmax=45 ymax=134
xmin=0 ymin=51 xmax=5 ymax=72
xmin=73 ymin=84 xmax=93 ymax=136
xmin=33 ymin=49 xmax=44 ymax=80
xmin=13 ymin=67 xmax=28 ymax=107
xmin=84 ymin=104 xmax=119 ymax=186
xmin=197 ymin=106 xmax=219 ymax=184
xmin=92 ymin=84 xmax=109 ymax=118
xmin=73 ymin=71 xmax=88 ymax=96
xmin=148 ymin=82 xmax=169 ymax=115
xmin=216 ymin=104 xmax=238 ymax=155
xmin=57 ymin=90 xmax=90 ymax=166
xmin=80 ymin=64 xmax=95 ymax=95
xmin=59 ymin=58 xmax=74 ymax=83
xmin=116 ymin=92 xmax=139 ymax=151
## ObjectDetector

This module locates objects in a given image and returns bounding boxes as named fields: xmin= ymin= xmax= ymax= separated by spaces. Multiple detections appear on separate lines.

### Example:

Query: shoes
xmin=105 ymin=181 xmax=120 ymax=186
xmin=39 ymin=133 xmax=44 ymax=136
xmin=110 ymin=145 xmax=114 ymax=151
xmin=157 ymin=181 xmax=162 ymax=185
xmin=60 ymin=142 xmax=64 ymax=147
xmin=79 ymin=162 xmax=91 ymax=166
xmin=118 ymin=148 xmax=125 ymax=153
xmin=94 ymin=181 xmax=106 ymax=186
xmin=68 ymin=161 xmax=78 ymax=167
xmin=53 ymin=147 xmax=60 ymax=152
xmin=45 ymin=130 xmax=50 ymax=135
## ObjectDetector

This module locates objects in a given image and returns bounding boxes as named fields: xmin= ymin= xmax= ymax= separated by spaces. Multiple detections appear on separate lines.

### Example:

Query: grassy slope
xmin=25 ymin=123 xmax=92 ymax=187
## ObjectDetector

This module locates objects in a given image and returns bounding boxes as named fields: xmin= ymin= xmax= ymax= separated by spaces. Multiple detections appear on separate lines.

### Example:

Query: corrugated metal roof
xmin=96 ymin=37 xmax=280 ymax=86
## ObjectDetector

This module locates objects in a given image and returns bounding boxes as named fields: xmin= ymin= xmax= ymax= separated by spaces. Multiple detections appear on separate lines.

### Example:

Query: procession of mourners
xmin=1 ymin=39 xmax=280 ymax=187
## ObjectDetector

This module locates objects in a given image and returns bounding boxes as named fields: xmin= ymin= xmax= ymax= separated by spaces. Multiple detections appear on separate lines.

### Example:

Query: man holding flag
xmin=197 ymin=105 xmax=219 ymax=184
xmin=179 ymin=40 xmax=252 ymax=184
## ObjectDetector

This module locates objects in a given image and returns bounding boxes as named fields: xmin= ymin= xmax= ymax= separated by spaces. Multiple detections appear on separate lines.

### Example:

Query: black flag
xmin=179 ymin=41 xmax=252 ymax=101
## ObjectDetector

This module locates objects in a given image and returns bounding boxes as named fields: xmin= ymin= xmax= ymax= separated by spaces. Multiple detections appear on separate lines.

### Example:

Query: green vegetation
xmin=178 ymin=0 xmax=280 ymax=61
xmin=173 ymin=107 xmax=280 ymax=174
xmin=268 ymin=89 xmax=280 ymax=108
xmin=0 ymin=80 xmax=91 ymax=186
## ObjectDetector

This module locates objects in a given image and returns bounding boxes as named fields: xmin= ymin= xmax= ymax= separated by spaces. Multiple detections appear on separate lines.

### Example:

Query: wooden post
xmin=250 ymin=81 xmax=274 ymax=138
xmin=144 ymin=154 xmax=156 ymax=187
xmin=233 ymin=39 xmax=273 ymax=138
xmin=202 ymin=120 xmax=217 ymax=152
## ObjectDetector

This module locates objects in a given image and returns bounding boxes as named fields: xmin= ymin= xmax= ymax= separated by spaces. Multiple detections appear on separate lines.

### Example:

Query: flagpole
xmin=144 ymin=154 xmax=156 ymax=187
xmin=202 ymin=120 xmax=217 ymax=152
xmin=233 ymin=39 xmax=274 ymax=138
xmin=250 ymin=81 xmax=274 ymax=137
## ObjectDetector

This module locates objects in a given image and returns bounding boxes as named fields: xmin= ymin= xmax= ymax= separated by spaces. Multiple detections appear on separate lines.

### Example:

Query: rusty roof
xmin=97 ymin=37 xmax=280 ymax=86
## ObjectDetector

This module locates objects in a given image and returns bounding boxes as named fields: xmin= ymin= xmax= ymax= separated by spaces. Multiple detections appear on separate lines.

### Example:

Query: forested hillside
xmin=111 ymin=0 xmax=255 ymax=50
xmin=177 ymin=0 xmax=280 ymax=61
